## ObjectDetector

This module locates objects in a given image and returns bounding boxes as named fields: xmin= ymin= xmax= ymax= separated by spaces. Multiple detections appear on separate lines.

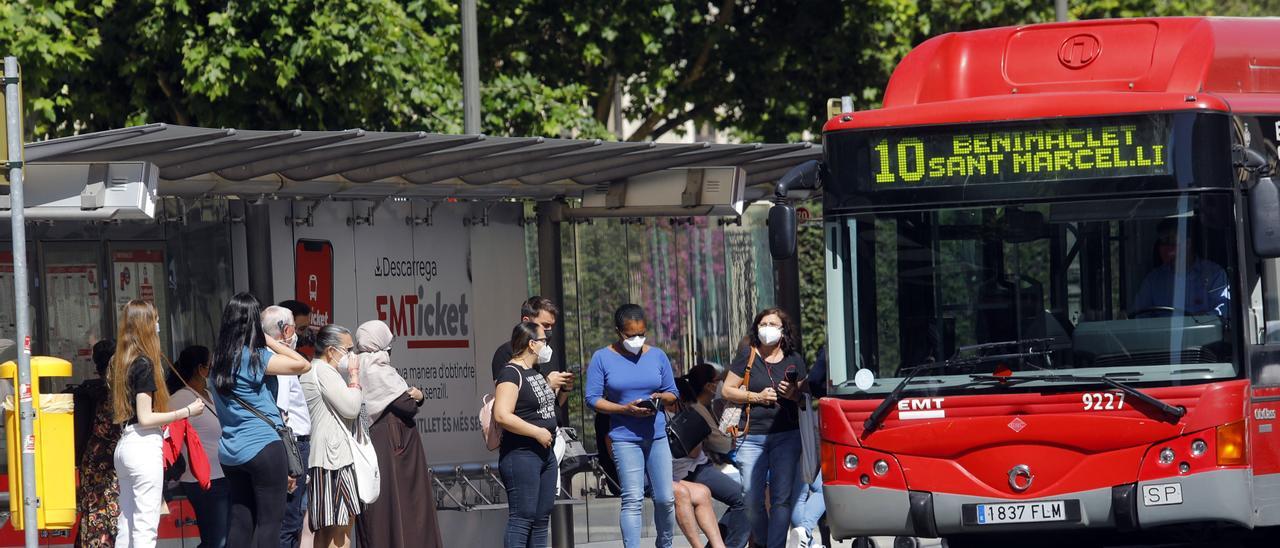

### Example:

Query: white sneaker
xmin=786 ymin=526 xmax=812 ymax=548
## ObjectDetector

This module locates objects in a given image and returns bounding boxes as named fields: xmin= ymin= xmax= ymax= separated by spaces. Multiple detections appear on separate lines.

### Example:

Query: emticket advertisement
xmin=287 ymin=201 xmax=485 ymax=465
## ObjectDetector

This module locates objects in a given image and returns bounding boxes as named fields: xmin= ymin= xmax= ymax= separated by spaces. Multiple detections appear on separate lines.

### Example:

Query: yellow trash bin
xmin=2 ymin=356 xmax=76 ymax=530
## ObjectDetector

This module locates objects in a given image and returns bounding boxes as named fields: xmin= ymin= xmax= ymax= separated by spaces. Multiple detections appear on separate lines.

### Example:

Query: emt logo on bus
xmin=867 ymin=116 xmax=1170 ymax=188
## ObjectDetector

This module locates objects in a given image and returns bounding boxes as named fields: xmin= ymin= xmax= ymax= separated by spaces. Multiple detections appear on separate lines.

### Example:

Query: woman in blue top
xmin=210 ymin=293 xmax=310 ymax=548
xmin=585 ymin=304 xmax=680 ymax=548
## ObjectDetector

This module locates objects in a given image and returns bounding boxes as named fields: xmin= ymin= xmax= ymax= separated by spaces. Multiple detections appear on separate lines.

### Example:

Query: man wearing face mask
xmin=262 ymin=305 xmax=314 ymax=548
xmin=1132 ymin=218 xmax=1230 ymax=317
xmin=491 ymin=297 xmax=572 ymax=404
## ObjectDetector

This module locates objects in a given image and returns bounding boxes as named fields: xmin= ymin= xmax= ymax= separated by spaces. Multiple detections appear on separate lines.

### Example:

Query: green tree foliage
xmin=487 ymin=0 xmax=1279 ymax=143
xmin=5 ymin=1 xmax=1277 ymax=142
xmin=1 ymin=0 xmax=609 ymax=139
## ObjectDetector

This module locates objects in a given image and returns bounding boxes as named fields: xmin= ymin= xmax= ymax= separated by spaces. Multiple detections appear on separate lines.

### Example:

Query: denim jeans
xmin=499 ymin=446 xmax=557 ymax=548
xmin=735 ymin=429 xmax=801 ymax=548
xmin=685 ymin=462 xmax=748 ymax=548
xmin=279 ymin=438 xmax=310 ymax=548
xmin=612 ymin=437 xmax=675 ymax=548
xmin=791 ymin=473 xmax=824 ymax=531
xmin=182 ymin=478 xmax=230 ymax=548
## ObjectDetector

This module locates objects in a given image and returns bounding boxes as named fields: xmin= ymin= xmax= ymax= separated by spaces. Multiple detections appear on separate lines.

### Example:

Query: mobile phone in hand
xmin=784 ymin=370 xmax=799 ymax=384
xmin=635 ymin=399 xmax=658 ymax=412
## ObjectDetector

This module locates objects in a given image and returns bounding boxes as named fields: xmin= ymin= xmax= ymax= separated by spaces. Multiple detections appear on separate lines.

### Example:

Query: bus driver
xmin=1131 ymin=218 xmax=1231 ymax=317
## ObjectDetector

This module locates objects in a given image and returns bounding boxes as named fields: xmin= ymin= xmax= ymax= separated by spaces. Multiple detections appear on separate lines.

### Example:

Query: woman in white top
xmin=299 ymin=325 xmax=364 ymax=548
xmin=672 ymin=363 xmax=747 ymax=548
xmin=168 ymin=345 xmax=228 ymax=548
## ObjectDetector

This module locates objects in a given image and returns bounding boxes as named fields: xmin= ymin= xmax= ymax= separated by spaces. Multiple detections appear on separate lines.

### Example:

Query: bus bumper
xmin=824 ymin=468 xmax=1253 ymax=539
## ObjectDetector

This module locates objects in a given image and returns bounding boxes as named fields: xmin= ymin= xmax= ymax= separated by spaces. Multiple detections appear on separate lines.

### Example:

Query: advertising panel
xmin=111 ymin=249 xmax=170 ymax=352
xmin=354 ymin=202 xmax=482 ymax=464
xmin=43 ymin=264 xmax=101 ymax=376
xmin=284 ymin=201 xmax=488 ymax=465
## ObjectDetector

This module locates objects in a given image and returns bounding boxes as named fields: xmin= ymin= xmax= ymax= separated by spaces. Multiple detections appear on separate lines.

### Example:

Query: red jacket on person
xmin=163 ymin=418 xmax=211 ymax=490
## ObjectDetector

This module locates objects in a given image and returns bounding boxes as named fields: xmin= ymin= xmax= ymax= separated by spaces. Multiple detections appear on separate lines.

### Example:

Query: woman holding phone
xmin=584 ymin=304 xmax=680 ymax=548
xmin=720 ymin=307 xmax=807 ymax=548
xmin=493 ymin=322 xmax=559 ymax=548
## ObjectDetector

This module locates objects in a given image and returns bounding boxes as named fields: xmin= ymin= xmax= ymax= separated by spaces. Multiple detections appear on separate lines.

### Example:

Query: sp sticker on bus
xmin=898 ymin=398 xmax=945 ymax=420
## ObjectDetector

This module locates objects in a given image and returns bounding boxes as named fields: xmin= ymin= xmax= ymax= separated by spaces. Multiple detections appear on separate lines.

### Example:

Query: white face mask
xmin=156 ymin=322 xmax=161 ymax=335
xmin=758 ymin=326 xmax=783 ymax=346
xmin=332 ymin=348 xmax=351 ymax=370
xmin=285 ymin=333 xmax=298 ymax=349
xmin=536 ymin=342 xmax=553 ymax=364
xmin=622 ymin=336 xmax=646 ymax=354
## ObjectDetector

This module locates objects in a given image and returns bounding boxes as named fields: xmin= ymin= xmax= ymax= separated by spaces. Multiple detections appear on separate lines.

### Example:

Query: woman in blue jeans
xmin=585 ymin=304 xmax=681 ymax=548
xmin=721 ymin=308 xmax=807 ymax=548
xmin=494 ymin=321 xmax=560 ymax=548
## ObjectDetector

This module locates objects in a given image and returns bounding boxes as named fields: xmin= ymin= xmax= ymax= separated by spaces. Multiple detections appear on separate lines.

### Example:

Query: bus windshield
xmin=833 ymin=193 xmax=1240 ymax=394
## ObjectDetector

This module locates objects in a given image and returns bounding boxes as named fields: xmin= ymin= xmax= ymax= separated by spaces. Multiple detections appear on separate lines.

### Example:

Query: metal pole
xmin=461 ymin=0 xmax=481 ymax=134
xmin=1055 ymin=0 xmax=1068 ymax=22
xmin=244 ymin=201 xmax=275 ymax=304
xmin=5 ymin=55 xmax=40 ymax=547
xmin=535 ymin=201 xmax=574 ymax=548
xmin=774 ymin=253 xmax=803 ymax=351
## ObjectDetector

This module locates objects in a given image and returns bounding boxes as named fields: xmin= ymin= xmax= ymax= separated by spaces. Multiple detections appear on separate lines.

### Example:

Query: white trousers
xmin=114 ymin=424 xmax=164 ymax=548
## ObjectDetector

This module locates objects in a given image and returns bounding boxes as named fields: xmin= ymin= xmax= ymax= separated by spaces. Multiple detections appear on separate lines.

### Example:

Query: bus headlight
xmin=844 ymin=454 xmax=859 ymax=470
xmin=1158 ymin=447 xmax=1175 ymax=465
xmin=1190 ymin=439 xmax=1207 ymax=457
xmin=874 ymin=460 xmax=890 ymax=476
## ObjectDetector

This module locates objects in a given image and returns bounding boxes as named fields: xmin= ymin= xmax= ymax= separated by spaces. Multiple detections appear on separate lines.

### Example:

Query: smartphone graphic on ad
xmin=295 ymin=240 xmax=334 ymax=345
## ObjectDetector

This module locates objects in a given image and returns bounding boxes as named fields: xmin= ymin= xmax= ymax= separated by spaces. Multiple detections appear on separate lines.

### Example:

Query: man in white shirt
xmin=263 ymin=303 xmax=313 ymax=548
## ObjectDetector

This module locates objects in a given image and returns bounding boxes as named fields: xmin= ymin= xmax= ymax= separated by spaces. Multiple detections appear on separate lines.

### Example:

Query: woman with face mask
xmin=110 ymin=300 xmax=207 ymax=548
xmin=494 ymin=321 xmax=560 ymax=547
xmin=721 ymin=308 xmax=807 ymax=548
xmin=584 ymin=304 xmax=681 ymax=548
xmin=352 ymin=320 xmax=442 ymax=548
xmin=296 ymin=324 xmax=365 ymax=548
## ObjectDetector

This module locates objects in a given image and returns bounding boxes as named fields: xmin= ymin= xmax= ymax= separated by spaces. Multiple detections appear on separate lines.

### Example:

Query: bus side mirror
xmin=768 ymin=160 xmax=823 ymax=261
xmin=769 ymin=203 xmax=797 ymax=260
xmin=1250 ymin=177 xmax=1280 ymax=258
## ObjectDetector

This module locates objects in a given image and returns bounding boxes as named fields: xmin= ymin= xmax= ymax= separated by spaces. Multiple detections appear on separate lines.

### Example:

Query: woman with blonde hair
xmin=109 ymin=299 xmax=206 ymax=548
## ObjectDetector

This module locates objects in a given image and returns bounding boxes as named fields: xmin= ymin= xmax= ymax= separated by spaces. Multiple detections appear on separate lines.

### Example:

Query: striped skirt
xmin=307 ymin=465 xmax=361 ymax=530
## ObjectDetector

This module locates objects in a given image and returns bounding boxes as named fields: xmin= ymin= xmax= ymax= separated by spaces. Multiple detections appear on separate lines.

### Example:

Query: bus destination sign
xmin=866 ymin=116 xmax=1171 ymax=189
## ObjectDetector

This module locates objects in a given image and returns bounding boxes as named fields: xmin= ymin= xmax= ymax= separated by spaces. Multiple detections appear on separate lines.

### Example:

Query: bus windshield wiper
xmin=863 ymin=338 xmax=1059 ymax=435
xmin=1010 ymin=373 xmax=1186 ymax=420
xmin=863 ymin=359 xmax=958 ymax=434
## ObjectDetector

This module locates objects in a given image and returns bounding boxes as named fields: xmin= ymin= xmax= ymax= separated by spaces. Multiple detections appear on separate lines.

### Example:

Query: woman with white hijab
xmin=352 ymin=320 xmax=443 ymax=548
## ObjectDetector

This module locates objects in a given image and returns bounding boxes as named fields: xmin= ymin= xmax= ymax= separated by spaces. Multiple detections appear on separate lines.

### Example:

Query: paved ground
xmin=565 ymin=488 xmax=1273 ymax=547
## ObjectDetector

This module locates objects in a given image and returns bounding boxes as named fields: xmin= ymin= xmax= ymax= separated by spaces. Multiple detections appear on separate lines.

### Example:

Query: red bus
xmin=774 ymin=17 xmax=1280 ymax=546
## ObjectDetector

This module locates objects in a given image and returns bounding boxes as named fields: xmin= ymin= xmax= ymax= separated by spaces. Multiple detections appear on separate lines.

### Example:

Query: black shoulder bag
xmin=667 ymin=407 xmax=713 ymax=459
xmin=230 ymin=394 xmax=305 ymax=478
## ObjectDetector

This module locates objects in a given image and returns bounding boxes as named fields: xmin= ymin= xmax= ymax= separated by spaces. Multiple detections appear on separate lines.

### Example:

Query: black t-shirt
xmin=495 ymin=363 xmax=558 ymax=452
xmin=124 ymin=357 xmax=158 ymax=424
xmin=492 ymin=342 xmax=566 ymax=426
xmin=729 ymin=348 xmax=804 ymax=434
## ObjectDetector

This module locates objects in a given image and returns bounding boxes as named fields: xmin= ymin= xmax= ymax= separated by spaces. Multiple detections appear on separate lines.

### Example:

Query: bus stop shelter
xmin=6 ymin=123 xmax=821 ymax=546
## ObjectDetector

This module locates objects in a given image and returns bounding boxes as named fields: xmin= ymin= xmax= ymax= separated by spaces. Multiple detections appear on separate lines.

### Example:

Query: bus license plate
xmin=974 ymin=501 xmax=1067 ymax=525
